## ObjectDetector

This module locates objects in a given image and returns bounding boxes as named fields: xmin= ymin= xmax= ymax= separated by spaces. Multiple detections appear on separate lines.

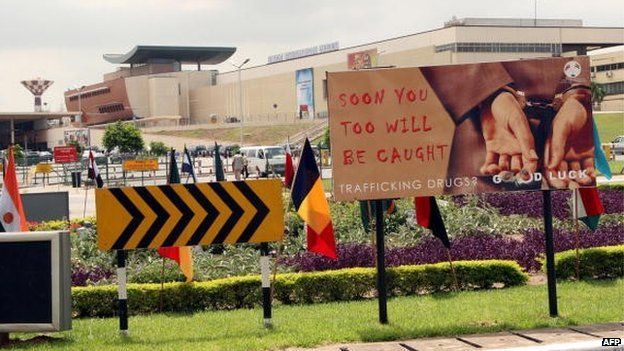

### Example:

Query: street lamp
xmin=231 ymin=58 xmax=250 ymax=145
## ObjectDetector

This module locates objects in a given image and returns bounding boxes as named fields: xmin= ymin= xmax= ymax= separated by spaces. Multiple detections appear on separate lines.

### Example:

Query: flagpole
xmin=160 ymin=256 xmax=165 ymax=312
xmin=573 ymin=188 xmax=581 ymax=280
xmin=446 ymin=249 xmax=459 ymax=291
xmin=374 ymin=199 xmax=388 ymax=324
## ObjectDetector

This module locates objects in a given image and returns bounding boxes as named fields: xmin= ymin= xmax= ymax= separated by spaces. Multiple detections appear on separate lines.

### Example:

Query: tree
xmin=149 ymin=141 xmax=168 ymax=156
xmin=67 ymin=140 xmax=83 ymax=155
xmin=102 ymin=121 xmax=144 ymax=154
xmin=590 ymin=82 xmax=606 ymax=107
xmin=322 ymin=126 xmax=330 ymax=151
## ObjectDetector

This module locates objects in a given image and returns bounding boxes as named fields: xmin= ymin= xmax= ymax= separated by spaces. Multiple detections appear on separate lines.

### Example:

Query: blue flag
xmin=182 ymin=146 xmax=197 ymax=183
xmin=593 ymin=119 xmax=612 ymax=180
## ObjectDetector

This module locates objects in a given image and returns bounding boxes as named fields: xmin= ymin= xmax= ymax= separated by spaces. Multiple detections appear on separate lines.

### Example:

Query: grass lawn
xmin=151 ymin=122 xmax=318 ymax=146
xmin=595 ymin=112 xmax=624 ymax=143
xmin=10 ymin=279 xmax=624 ymax=351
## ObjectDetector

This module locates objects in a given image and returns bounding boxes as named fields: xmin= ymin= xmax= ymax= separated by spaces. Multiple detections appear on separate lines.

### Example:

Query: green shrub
xmin=549 ymin=245 xmax=624 ymax=280
xmin=72 ymin=260 xmax=527 ymax=317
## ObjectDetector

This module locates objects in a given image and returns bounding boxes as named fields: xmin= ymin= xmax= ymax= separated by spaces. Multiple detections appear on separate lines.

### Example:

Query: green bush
xmin=72 ymin=260 xmax=527 ymax=317
xmin=549 ymin=245 xmax=624 ymax=280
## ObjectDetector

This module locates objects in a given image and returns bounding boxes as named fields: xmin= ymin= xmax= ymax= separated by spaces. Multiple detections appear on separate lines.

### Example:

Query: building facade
xmin=65 ymin=18 xmax=624 ymax=128
xmin=589 ymin=46 xmax=624 ymax=111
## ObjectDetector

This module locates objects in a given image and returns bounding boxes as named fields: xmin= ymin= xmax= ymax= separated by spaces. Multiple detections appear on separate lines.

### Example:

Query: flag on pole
xmin=284 ymin=140 xmax=295 ymax=188
xmin=87 ymin=149 xmax=104 ymax=188
xmin=0 ymin=146 xmax=27 ymax=232
xmin=182 ymin=146 xmax=197 ymax=183
xmin=157 ymin=149 xmax=193 ymax=282
xmin=214 ymin=142 xmax=225 ymax=181
xmin=414 ymin=196 xmax=450 ymax=248
xmin=592 ymin=119 xmax=612 ymax=179
xmin=291 ymin=139 xmax=337 ymax=259
xmin=572 ymin=188 xmax=605 ymax=231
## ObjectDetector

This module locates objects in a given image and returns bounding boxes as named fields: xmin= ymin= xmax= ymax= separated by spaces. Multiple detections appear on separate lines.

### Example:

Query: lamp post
xmin=231 ymin=58 xmax=250 ymax=145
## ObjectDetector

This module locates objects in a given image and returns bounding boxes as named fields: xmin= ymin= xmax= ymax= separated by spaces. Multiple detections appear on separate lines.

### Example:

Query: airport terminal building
xmin=62 ymin=17 xmax=623 ymax=131
xmin=2 ymin=17 xmax=621 ymax=150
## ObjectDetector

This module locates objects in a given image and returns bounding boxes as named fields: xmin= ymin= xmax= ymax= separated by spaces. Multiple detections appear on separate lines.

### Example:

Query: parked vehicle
xmin=240 ymin=146 xmax=286 ymax=177
xmin=611 ymin=135 xmax=624 ymax=156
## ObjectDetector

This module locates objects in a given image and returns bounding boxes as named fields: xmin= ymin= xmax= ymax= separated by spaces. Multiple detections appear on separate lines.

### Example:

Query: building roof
xmin=103 ymin=45 xmax=237 ymax=65
xmin=0 ymin=112 xmax=81 ymax=122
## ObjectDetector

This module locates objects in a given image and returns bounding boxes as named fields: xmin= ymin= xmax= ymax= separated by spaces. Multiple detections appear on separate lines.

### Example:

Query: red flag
xmin=284 ymin=142 xmax=295 ymax=188
xmin=0 ymin=147 xmax=27 ymax=232
xmin=415 ymin=196 xmax=450 ymax=248
xmin=157 ymin=246 xmax=193 ymax=282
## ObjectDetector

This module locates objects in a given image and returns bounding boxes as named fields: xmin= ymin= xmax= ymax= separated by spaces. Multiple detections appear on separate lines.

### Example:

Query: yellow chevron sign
xmin=95 ymin=179 xmax=284 ymax=251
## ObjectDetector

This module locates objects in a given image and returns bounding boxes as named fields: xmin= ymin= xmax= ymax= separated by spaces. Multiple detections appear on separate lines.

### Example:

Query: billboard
xmin=63 ymin=128 xmax=89 ymax=147
xmin=296 ymin=68 xmax=315 ymax=119
xmin=327 ymin=56 xmax=596 ymax=201
xmin=348 ymin=49 xmax=379 ymax=70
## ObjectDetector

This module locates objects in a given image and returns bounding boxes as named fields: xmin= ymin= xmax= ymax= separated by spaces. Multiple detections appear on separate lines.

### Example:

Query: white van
xmin=240 ymin=146 xmax=286 ymax=177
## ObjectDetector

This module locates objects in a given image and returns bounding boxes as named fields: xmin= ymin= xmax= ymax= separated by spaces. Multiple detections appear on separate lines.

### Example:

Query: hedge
xmin=72 ymin=260 xmax=527 ymax=317
xmin=549 ymin=245 xmax=624 ymax=281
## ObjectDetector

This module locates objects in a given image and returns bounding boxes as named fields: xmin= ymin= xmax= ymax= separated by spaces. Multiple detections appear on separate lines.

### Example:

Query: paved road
xmin=287 ymin=323 xmax=623 ymax=351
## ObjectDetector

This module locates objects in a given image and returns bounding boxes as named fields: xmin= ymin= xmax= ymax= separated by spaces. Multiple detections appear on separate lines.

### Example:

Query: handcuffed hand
xmin=480 ymin=92 xmax=539 ymax=178
xmin=544 ymin=95 xmax=595 ymax=188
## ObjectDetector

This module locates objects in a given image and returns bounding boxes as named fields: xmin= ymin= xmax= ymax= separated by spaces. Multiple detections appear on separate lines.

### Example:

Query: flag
xmin=214 ymin=142 xmax=225 ymax=181
xmin=291 ymin=138 xmax=337 ymax=259
xmin=592 ymin=119 xmax=612 ymax=179
xmin=359 ymin=199 xmax=396 ymax=232
xmin=414 ymin=196 xmax=450 ymax=248
xmin=0 ymin=146 xmax=27 ymax=232
xmin=572 ymin=188 xmax=605 ymax=231
xmin=157 ymin=149 xmax=193 ymax=282
xmin=87 ymin=149 xmax=104 ymax=188
xmin=284 ymin=140 xmax=295 ymax=188
xmin=182 ymin=146 xmax=197 ymax=183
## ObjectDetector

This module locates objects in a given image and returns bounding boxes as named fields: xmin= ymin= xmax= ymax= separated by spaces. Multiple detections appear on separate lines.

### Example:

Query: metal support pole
xmin=543 ymin=190 xmax=558 ymax=317
xmin=238 ymin=67 xmax=243 ymax=145
xmin=375 ymin=200 xmax=388 ymax=324
xmin=117 ymin=250 xmax=129 ymax=334
xmin=260 ymin=243 xmax=272 ymax=328
xmin=0 ymin=332 xmax=8 ymax=346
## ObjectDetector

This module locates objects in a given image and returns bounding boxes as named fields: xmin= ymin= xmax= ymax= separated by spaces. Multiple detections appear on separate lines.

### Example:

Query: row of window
xmin=598 ymin=81 xmax=624 ymax=96
xmin=592 ymin=62 xmax=624 ymax=72
xmin=68 ymin=87 xmax=111 ymax=102
xmin=435 ymin=42 xmax=562 ymax=54
xmin=98 ymin=103 xmax=125 ymax=114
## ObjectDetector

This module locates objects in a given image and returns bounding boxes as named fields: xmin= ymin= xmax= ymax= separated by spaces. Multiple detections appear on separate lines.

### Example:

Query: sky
xmin=0 ymin=0 xmax=622 ymax=112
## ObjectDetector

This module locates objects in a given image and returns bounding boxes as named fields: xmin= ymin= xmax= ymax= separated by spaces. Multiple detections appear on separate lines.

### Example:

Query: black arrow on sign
xmin=209 ymin=182 xmax=243 ymax=244
xmin=233 ymin=181 xmax=269 ymax=243
xmin=185 ymin=184 xmax=219 ymax=245
xmin=110 ymin=188 xmax=145 ymax=250
xmin=134 ymin=186 xmax=170 ymax=248
xmin=160 ymin=185 xmax=194 ymax=247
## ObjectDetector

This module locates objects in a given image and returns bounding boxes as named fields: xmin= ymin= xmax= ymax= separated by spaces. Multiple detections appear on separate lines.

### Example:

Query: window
xmin=68 ymin=87 xmax=111 ymax=101
xmin=97 ymin=103 xmax=125 ymax=114
xmin=436 ymin=42 xmax=562 ymax=54
xmin=598 ymin=81 xmax=624 ymax=96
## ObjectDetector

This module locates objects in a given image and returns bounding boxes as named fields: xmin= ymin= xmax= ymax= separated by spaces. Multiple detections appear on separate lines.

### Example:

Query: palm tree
xmin=590 ymin=82 xmax=606 ymax=110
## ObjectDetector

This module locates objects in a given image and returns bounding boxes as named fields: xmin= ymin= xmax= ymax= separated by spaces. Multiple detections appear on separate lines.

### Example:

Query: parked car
xmin=610 ymin=135 xmax=624 ymax=156
xmin=37 ymin=151 xmax=53 ymax=162
xmin=240 ymin=146 xmax=286 ymax=177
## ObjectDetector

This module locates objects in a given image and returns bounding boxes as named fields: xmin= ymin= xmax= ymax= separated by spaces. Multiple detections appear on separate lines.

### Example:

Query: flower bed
xmin=280 ymin=224 xmax=624 ymax=272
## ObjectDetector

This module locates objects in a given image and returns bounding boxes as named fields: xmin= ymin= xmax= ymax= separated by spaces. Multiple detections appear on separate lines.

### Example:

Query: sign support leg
xmin=542 ymin=190 xmax=558 ymax=317
xmin=0 ymin=332 xmax=9 ymax=346
xmin=375 ymin=200 xmax=388 ymax=324
xmin=260 ymin=243 xmax=272 ymax=328
xmin=117 ymin=250 xmax=129 ymax=334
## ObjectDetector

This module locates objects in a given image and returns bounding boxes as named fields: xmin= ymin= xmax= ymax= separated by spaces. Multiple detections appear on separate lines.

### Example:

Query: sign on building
xmin=328 ymin=56 xmax=596 ymax=201
xmin=347 ymin=49 xmax=379 ymax=70
xmin=296 ymin=68 xmax=315 ymax=119
xmin=123 ymin=159 xmax=159 ymax=172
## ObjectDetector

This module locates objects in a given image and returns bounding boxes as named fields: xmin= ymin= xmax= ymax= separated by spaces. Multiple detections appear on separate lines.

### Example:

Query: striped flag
xmin=414 ymin=196 xmax=450 ymax=248
xmin=284 ymin=140 xmax=294 ymax=188
xmin=182 ymin=146 xmax=197 ymax=183
xmin=291 ymin=138 xmax=337 ymax=259
xmin=0 ymin=146 xmax=27 ymax=232
xmin=157 ymin=149 xmax=193 ymax=282
xmin=214 ymin=142 xmax=225 ymax=181
xmin=87 ymin=149 xmax=104 ymax=188
xmin=572 ymin=188 xmax=604 ymax=231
